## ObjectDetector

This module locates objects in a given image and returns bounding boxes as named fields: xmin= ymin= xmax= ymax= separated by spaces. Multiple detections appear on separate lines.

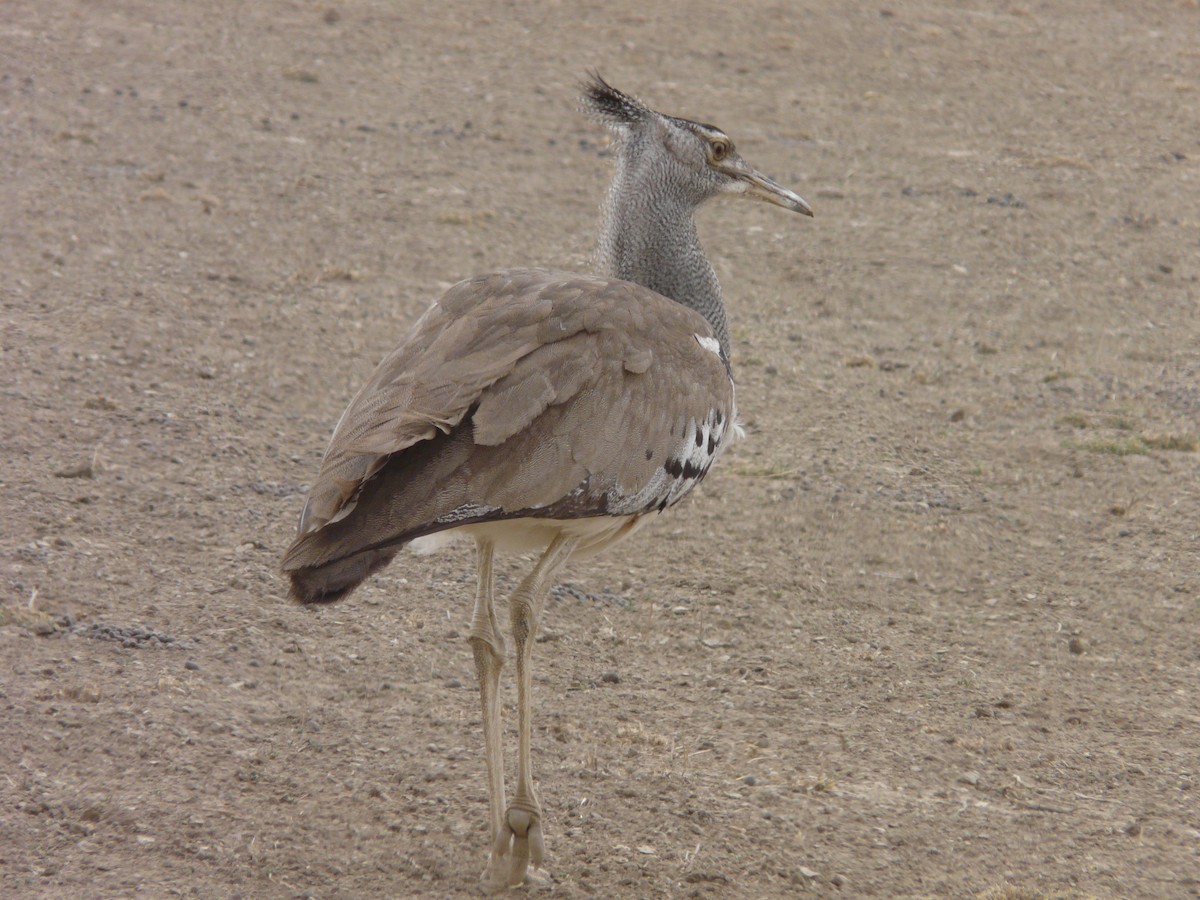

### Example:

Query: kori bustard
xmin=282 ymin=75 xmax=812 ymax=891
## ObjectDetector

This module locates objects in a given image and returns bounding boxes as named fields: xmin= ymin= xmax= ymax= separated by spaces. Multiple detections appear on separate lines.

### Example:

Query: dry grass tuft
xmin=977 ymin=885 xmax=1101 ymax=900
xmin=0 ymin=602 xmax=57 ymax=634
xmin=1057 ymin=412 xmax=1090 ymax=429
xmin=1069 ymin=436 xmax=1148 ymax=456
xmin=1140 ymin=431 xmax=1198 ymax=452
xmin=616 ymin=722 xmax=671 ymax=748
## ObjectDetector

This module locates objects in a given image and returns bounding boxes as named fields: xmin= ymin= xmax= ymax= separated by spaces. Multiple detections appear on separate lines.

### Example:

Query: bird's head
xmin=581 ymin=74 xmax=813 ymax=217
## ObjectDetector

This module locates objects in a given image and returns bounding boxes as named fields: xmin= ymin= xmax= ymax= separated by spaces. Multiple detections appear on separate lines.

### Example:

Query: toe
xmin=482 ymin=826 xmax=514 ymax=893
xmin=527 ymin=818 xmax=545 ymax=869
xmin=503 ymin=807 xmax=539 ymax=887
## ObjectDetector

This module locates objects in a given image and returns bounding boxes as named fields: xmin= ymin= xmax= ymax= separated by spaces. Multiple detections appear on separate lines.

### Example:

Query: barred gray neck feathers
xmin=594 ymin=135 xmax=732 ymax=360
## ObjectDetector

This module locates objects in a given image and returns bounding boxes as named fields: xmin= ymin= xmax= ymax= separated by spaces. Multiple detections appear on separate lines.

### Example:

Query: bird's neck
xmin=595 ymin=167 xmax=731 ymax=360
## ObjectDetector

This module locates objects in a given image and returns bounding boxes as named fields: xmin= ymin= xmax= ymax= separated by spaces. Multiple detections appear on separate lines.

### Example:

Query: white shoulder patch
xmin=695 ymin=334 xmax=722 ymax=356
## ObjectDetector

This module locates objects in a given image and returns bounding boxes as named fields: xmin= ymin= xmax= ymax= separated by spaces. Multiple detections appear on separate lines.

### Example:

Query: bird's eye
xmin=710 ymin=139 xmax=731 ymax=162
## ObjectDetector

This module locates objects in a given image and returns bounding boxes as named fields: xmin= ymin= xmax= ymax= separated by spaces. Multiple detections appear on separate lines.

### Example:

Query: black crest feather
xmin=580 ymin=72 xmax=651 ymax=129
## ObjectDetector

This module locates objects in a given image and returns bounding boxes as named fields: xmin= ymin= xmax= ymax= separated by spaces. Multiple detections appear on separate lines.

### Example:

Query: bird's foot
xmin=482 ymin=805 xmax=546 ymax=893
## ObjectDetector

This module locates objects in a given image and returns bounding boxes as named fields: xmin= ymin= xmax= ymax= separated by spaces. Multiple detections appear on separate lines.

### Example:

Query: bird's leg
xmin=467 ymin=538 xmax=506 ymax=847
xmin=485 ymin=533 xmax=580 ymax=891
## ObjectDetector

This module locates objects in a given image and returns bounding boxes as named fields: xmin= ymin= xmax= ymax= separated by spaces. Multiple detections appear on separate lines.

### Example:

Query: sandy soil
xmin=3 ymin=1 xmax=1199 ymax=897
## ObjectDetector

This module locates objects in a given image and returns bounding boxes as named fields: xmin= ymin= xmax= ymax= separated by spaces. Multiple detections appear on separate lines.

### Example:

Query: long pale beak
xmin=740 ymin=168 xmax=814 ymax=216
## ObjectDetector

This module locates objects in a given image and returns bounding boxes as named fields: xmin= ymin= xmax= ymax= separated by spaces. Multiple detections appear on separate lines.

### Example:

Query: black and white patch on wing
xmin=605 ymin=404 xmax=735 ymax=516
xmin=434 ymin=502 xmax=503 ymax=526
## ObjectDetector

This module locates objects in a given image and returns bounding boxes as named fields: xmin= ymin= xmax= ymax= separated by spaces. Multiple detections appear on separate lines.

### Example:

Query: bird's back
xmin=282 ymin=267 xmax=736 ymax=603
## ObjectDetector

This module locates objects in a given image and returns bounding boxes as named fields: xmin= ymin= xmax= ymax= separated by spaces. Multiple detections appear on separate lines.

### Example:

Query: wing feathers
xmin=283 ymin=268 xmax=734 ymax=572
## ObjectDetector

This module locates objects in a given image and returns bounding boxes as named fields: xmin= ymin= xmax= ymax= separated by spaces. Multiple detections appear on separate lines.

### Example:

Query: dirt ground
xmin=3 ymin=1 xmax=1199 ymax=897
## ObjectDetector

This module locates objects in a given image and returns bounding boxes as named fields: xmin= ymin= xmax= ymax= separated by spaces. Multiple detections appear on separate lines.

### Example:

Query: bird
xmin=281 ymin=75 xmax=812 ymax=892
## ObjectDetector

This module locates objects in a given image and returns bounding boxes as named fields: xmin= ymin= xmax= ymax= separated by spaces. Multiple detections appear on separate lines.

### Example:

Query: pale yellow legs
xmin=467 ymin=539 xmax=506 ymax=844
xmin=470 ymin=534 xmax=580 ymax=892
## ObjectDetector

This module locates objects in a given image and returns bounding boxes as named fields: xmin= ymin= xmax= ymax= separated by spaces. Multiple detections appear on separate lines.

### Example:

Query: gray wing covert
xmin=283 ymin=268 xmax=735 ymax=572
xmin=295 ymin=269 xmax=574 ymax=535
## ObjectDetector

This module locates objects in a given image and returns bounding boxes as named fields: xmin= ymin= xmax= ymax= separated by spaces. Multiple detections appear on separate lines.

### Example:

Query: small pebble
xmin=1068 ymin=636 xmax=1086 ymax=655
xmin=600 ymin=671 xmax=620 ymax=684
xmin=184 ymin=659 xmax=200 ymax=671
xmin=742 ymin=774 xmax=758 ymax=786
xmin=443 ymin=677 xmax=463 ymax=689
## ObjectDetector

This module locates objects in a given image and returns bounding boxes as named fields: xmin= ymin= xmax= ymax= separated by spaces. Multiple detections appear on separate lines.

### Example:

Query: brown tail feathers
xmin=285 ymin=548 xmax=398 ymax=605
